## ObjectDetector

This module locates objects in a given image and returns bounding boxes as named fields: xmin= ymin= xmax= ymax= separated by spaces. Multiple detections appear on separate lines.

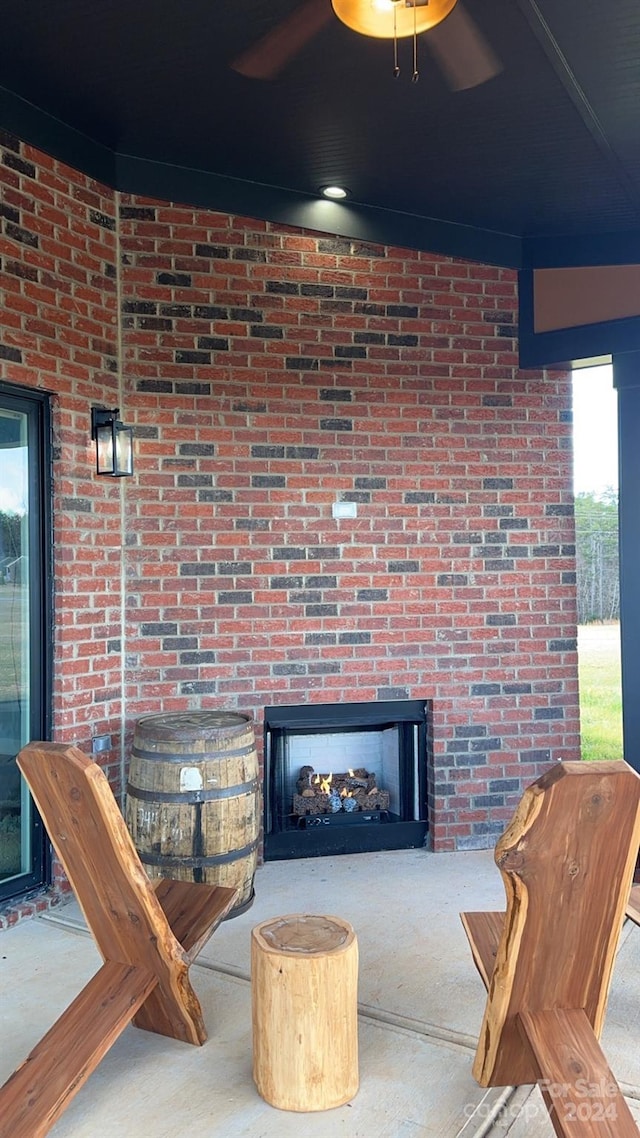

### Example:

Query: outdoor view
xmin=0 ymin=408 xmax=29 ymax=883
xmin=573 ymin=364 xmax=622 ymax=760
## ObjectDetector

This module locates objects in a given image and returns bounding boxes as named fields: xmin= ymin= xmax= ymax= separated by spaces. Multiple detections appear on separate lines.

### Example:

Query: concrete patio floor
xmin=1 ymin=848 xmax=639 ymax=1137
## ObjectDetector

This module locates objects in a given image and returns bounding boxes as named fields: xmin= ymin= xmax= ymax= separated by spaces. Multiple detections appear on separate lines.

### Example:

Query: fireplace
xmin=263 ymin=700 xmax=430 ymax=860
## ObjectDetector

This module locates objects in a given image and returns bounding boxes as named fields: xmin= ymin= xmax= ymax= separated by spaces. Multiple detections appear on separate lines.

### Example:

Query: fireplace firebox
xmin=263 ymin=700 xmax=430 ymax=860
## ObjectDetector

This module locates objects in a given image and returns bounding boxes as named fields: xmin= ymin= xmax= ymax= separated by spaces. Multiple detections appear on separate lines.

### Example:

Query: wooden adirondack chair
xmin=0 ymin=742 xmax=239 ymax=1138
xmin=461 ymin=760 xmax=640 ymax=1138
xmin=628 ymin=883 xmax=640 ymax=926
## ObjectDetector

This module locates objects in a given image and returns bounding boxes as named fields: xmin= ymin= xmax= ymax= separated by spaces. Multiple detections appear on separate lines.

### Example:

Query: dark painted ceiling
xmin=3 ymin=0 xmax=640 ymax=267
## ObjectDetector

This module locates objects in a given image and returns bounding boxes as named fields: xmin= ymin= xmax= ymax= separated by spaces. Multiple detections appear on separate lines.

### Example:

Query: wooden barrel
xmin=126 ymin=710 xmax=259 ymax=917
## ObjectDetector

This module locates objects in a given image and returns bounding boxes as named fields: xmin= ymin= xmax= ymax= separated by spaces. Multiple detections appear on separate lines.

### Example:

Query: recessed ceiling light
xmin=321 ymin=185 xmax=349 ymax=200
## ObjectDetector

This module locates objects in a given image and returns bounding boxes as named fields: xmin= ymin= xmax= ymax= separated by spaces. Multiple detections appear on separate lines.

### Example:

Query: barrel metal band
xmin=126 ymin=778 xmax=258 ymax=804
xmin=131 ymin=742 xmax=256 ymax=763
xmin=139 ymin=838 xmax=259 ymax=868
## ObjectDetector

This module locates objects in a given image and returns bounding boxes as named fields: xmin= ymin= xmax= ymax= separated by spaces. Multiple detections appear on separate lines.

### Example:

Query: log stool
xmin=251 ymin=913 xmax=359 ymax=1112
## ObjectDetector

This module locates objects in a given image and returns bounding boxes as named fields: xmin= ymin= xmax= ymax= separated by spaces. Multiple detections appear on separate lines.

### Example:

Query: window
xmin=0 ymin=384 xmax=51 ymax=902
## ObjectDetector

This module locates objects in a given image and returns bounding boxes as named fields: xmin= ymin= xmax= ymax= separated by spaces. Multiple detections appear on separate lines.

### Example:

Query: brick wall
xmin=0 ymin=132 xmax=122 ymax=920
xmin=0 ymin=136 xmax=581 ymax=924
xmin=0 ymin=129 xmax=123 ymax=772
xmin=118 ymin=198 xmax=580 ymax=851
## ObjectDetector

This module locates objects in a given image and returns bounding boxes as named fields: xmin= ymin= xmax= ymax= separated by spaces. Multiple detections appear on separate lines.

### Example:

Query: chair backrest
xmin=18 ymin=742 xmax=187 ymax=973
xmin=475 ymin=759 xmax=640 ymax=1087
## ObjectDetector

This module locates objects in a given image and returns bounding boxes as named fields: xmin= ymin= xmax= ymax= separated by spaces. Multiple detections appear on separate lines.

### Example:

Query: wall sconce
xmin=91 ymin=407 xmax=134 ymax=477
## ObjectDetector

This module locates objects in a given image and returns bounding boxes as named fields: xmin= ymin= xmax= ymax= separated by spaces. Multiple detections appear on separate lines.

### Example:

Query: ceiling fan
xmin=231 ymin=0 xmax=501 ymax=90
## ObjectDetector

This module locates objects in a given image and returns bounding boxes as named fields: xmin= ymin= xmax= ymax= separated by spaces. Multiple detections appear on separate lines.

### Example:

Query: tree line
xmin=574 ymin=490 xmax=619 ymax=624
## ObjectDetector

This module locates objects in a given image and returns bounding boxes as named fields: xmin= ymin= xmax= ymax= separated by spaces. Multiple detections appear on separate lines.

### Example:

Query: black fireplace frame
xmin=263 ymin=699 xmax=430 ymax=860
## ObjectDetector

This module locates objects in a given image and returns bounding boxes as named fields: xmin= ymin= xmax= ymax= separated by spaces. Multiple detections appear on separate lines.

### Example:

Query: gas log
xmin=292 ymin=766 xmax=390 ymax=816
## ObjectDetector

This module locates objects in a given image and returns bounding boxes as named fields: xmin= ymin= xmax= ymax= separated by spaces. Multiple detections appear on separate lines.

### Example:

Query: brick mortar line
xmin=115 ymin=191 xmax=127 ymax=807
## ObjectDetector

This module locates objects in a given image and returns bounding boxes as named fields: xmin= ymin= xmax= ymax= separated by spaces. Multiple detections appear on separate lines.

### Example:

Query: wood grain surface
xmin=0 ymin=742 xmax=238 ymax=1138
xmin=251 ymin=913 xmax=359 ymax=1111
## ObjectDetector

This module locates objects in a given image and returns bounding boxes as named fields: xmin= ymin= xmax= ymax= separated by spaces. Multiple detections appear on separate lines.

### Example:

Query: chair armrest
xmin=460 ymin=910 xmax=504 ymax=990
xmin=152 ymin=878 xmax=238 ymax=961
xmin=627 ymin=883 xmax=640 ymax=927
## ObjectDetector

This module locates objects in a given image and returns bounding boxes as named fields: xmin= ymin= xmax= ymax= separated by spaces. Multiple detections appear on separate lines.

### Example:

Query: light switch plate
xmin=91 ymin=734 xmax=112 ymax=753
xmin=332 ymin=500 xmax=357 ymax=519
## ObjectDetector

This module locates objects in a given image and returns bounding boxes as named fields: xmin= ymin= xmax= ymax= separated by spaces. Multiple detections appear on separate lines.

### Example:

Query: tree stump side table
xmin=251 ymin=913 xmax=359 ymax=1112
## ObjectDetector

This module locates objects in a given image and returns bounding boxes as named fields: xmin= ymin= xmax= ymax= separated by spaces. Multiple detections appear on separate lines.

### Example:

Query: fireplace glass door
xmin=264 ymin=700 xmax=430 ymax=860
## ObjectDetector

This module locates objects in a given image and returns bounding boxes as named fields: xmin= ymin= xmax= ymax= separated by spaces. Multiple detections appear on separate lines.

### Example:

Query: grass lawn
xmin=578 ymin=623 xmax=623 ymax=760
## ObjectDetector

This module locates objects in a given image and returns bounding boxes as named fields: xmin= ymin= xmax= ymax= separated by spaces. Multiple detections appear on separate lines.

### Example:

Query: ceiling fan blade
xmin=425 ymin=2 xmax=502 ymax=91
xmin=231 ymin=0 xmax=333 ymax=80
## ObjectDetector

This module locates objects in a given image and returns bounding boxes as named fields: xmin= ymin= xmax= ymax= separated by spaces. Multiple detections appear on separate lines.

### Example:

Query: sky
xmin=0 ymin=446 xmax=27 ymax=514
xmin=572 ymin=364 xmax=618 ymax=497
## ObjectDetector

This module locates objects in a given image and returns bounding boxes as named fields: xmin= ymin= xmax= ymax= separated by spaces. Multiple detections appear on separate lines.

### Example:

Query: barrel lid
xmin=134 ymin=710 xmax=253 ymax=741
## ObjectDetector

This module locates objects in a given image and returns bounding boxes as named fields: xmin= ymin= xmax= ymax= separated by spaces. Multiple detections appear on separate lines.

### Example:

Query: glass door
xmin=0 ymin=385 xmax=50 ymax=902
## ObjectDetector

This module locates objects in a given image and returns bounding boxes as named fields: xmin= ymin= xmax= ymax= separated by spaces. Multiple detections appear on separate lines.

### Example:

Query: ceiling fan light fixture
xmin=331 ymin=0 xmax=458 ymax=39
xmin=321 ymin=185 xmax=349 ymax=199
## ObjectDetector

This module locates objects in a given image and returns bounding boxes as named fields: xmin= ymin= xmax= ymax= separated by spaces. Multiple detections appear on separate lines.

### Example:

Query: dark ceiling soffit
xmin=0 ymin=84 xmax=520 ymax=269
xmin=523 ymin=231 xmax=640 ymax=270
xmin=8 ymin=83 xmax=640 ymax=274
xmin=515 ymin=0 xmax=640 ymax=227
xmin=0 ymin=86 xmax=114 ymax=187
xmin=114 ymin=154 xmax=521 ymax=268
xmin=518 ymin=269 xmax=640 ymax=370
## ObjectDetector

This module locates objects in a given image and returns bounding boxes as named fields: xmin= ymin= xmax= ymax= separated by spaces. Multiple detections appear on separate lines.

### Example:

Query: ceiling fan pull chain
xmin=412 ymin=0 xmax=419 ymax=81
xmin=393 ymin=3 xmax=400 ymax=78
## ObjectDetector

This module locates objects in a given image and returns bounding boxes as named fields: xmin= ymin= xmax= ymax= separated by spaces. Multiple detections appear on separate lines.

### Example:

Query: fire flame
xmin=319 ymin=772 xmax=333 ymax=795
xmin=340 ymin=787 xmax=354 ymax=798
